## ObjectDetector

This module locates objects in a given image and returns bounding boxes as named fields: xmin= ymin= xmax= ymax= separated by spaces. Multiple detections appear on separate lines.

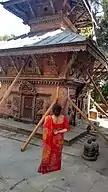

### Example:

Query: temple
xmin=0 ymin=0 xmax=107 ymax=125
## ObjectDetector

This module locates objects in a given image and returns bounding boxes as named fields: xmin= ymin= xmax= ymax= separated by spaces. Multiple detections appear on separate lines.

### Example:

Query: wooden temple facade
xmin=0 ymin=0 xmax=107 ymax=125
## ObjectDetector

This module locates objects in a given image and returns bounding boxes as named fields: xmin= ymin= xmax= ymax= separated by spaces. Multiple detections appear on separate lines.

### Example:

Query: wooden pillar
xmin=87 ymin=89 xmax=91 ymax=117
xmin=80 ymin=97 xmax=84 ymax=119
xmin=73 ymin=96 xmax=77 ymax=126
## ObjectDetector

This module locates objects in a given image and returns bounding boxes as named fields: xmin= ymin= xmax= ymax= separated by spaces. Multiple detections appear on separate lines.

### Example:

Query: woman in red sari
xmin=38 ymin=103 xmax=70 ymax=174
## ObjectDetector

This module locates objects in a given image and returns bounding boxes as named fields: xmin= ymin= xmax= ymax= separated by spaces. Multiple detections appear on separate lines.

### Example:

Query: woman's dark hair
xmin=52 ymin=103 xmax=62 ymax=117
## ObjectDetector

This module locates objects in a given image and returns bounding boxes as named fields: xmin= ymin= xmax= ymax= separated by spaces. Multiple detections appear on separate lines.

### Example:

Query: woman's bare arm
xmin=54 ymin=129 xmax=67 ymax=135
xmin=58 ymin=129 xmax=67 ymax=134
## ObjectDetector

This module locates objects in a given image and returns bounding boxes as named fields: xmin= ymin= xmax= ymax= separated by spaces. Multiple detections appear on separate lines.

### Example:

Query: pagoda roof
xmin=1 ymin=0 xmax=97 ymax=28
xmin=0 ymin=29 xmax=107 ymax=69
xmin=0 ymin=29 xmax=86 ymax=49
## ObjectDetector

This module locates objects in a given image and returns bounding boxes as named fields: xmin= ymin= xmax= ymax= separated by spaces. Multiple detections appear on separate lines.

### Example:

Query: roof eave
xmin=0 ymin=41 xmax=87 ymax=57
xmin=0 ymin=39 xmax=107 ymax=68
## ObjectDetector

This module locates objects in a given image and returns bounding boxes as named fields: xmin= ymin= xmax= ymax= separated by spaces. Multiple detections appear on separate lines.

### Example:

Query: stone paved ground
xmin=0 ymin=130 xmax=108 ymax=192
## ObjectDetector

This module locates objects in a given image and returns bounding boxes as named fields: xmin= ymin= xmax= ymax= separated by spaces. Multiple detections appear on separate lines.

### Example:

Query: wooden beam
xmin=94 ymin=66 xmax=105 ymax=74
xmin=62 ymin=99 xmax=68 ymax=113
xmin=87 ymin=72 xmax=108 ymax=109
xmin=0 ymin=76 xmax=66 ymax=81
xmin=94 ymin=67 xmax=107 ymax=79
xmin=82 ymin=0 xmax=98 ymax=27
xmin=98 ymin=73 xmax=107 ymax=81
xmin=56 ymin=86 xmax=59 ymax=99
xmin=63 ymin=16 xmax=78 ymax=32
xmin=73 ymin=11 xmax=86 ymax=24
xmin=68 ymin=89 xmax=108 ymax=142
xmin=3 ymin=0 xmax=26 ymax=6
xmin=93 ymin=63 xmax=103 ymax=71
xmin=63 ymin=0 xmax=68 ymax=8
xmin=21 ymin=86 xmax=60 ymax=152
xmin=88 ymin=67 xmax=105 ymax=82
xmin=86 ymin=63 xmax=101 ymax=81
xmin=87 ymin=89 xmax=91 ymax=116
xmin=86 ymin=65 xmax=105 ymax=82
xmin=27 ymin=0 xmax=35 ymax=18
xmin=9 ymin=56 xmax=18 ymax=73
xmin=31 ymin=55 xmax=41 ymax=75
xmin=49 ymin=0 xmax=55 ymax=14
xmin=90 ymin=97 xmax=108 ymax=118
xmin=68 ymin=1 xmax=80 ymax=16
xmin=0 ymin=58 xmax=7 ymax=75
xmin=64 ymin=52 xmax=77 ymax=77
xmin=11 ymin=5 xmax=27 ymax=21
xmin=0 ymin=63 xmax=25 ymax=107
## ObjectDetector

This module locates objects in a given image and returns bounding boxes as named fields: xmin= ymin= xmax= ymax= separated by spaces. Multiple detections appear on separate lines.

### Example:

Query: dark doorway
xmin=21 ymin=95 xmax=34 ymax=121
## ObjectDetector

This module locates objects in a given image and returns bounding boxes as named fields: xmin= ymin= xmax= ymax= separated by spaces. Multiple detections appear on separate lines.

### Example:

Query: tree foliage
xmin=0 ymin=34 xmax=15 ymax=41
xmin=92 ymin=0 xmax=108 ymax=102
xmin=92 ymin=77 xmax=108 ymax=102
xmin=96 ymin=0 xmax=108 ymax=56
xmin=80 ymin=27 xmax=92 ymax=37
xmin=100 ymin=77 xmax=108 ymax=100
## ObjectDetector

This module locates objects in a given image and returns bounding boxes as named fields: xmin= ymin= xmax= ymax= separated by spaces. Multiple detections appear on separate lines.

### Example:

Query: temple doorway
xmin=22 ymin=95 xmax=35 ymax=121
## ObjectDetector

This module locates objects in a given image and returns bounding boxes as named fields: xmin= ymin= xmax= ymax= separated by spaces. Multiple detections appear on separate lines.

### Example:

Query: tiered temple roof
xmin=1 ymin=0 xmax=97 ymax=29
xmin=0 ymin=0 xmax=107 ymax=71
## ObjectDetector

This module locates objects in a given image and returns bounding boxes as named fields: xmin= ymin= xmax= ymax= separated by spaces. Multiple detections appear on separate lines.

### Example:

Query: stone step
xmin=0 ymin=118 xmax=87 ymax=146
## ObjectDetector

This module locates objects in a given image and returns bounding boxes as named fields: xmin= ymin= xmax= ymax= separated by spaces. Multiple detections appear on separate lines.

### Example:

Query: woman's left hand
xmin=53 ymin=129 xmax=59 ymax=135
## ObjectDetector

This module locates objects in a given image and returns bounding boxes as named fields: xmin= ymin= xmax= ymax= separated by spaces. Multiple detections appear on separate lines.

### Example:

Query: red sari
xmin=38 ymin=115 xmax=70 ymax=174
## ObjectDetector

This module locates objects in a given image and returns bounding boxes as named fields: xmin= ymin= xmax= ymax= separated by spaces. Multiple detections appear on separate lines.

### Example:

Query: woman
xmin=38 ymin=103 xmax=70 ymax=174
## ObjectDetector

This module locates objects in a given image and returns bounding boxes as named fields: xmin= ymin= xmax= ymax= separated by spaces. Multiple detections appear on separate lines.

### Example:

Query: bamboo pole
xmin=87 ymin=72 xmax=108 ymax=109
xmin=87 ymin=89 xmax=91 ymax=118
xmin=62 ymin=98 xmax=68 ymax=113
xmin=56 ymin=86 xmax=59 ymax=99
xmin=90 ymin=97 xmax=108 ymax=118
xmin=0 ymin=64 xmax=25 ymax=107
xmin=68 ymin=89 xmax=108 ymax=142
xmin=21 ymin=86 xmax=59 ymax=152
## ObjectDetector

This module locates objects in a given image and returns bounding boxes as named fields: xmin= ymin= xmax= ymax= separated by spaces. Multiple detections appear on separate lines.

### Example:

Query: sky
xmin=0 ymin=4 xmax=30 ymax=36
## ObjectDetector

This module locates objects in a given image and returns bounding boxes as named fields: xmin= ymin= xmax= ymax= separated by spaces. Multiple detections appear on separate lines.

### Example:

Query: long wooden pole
xmin=90 ymin=97 xmax=108 ymax=118
xmin=87 ymin=72 xmax=108 ymax=109
xmin=87 ymin=89 xmax=91 ymax=118
xmin=62 ymin=98 xmax=68 ymax=113
xmin=56 ymin=86 xmax=59 ymax=99
xmin=0 ymin=64 xmax=25 ymax=107
xmin=68 ymin=89 xmax=108 ymax=142
xmin=21 ymin=86 xmax=59 ymax=152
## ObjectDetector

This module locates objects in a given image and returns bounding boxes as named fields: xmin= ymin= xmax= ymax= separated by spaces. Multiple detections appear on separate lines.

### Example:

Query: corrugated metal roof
xmin=0 ymin=29 xmax=86 ymax=50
